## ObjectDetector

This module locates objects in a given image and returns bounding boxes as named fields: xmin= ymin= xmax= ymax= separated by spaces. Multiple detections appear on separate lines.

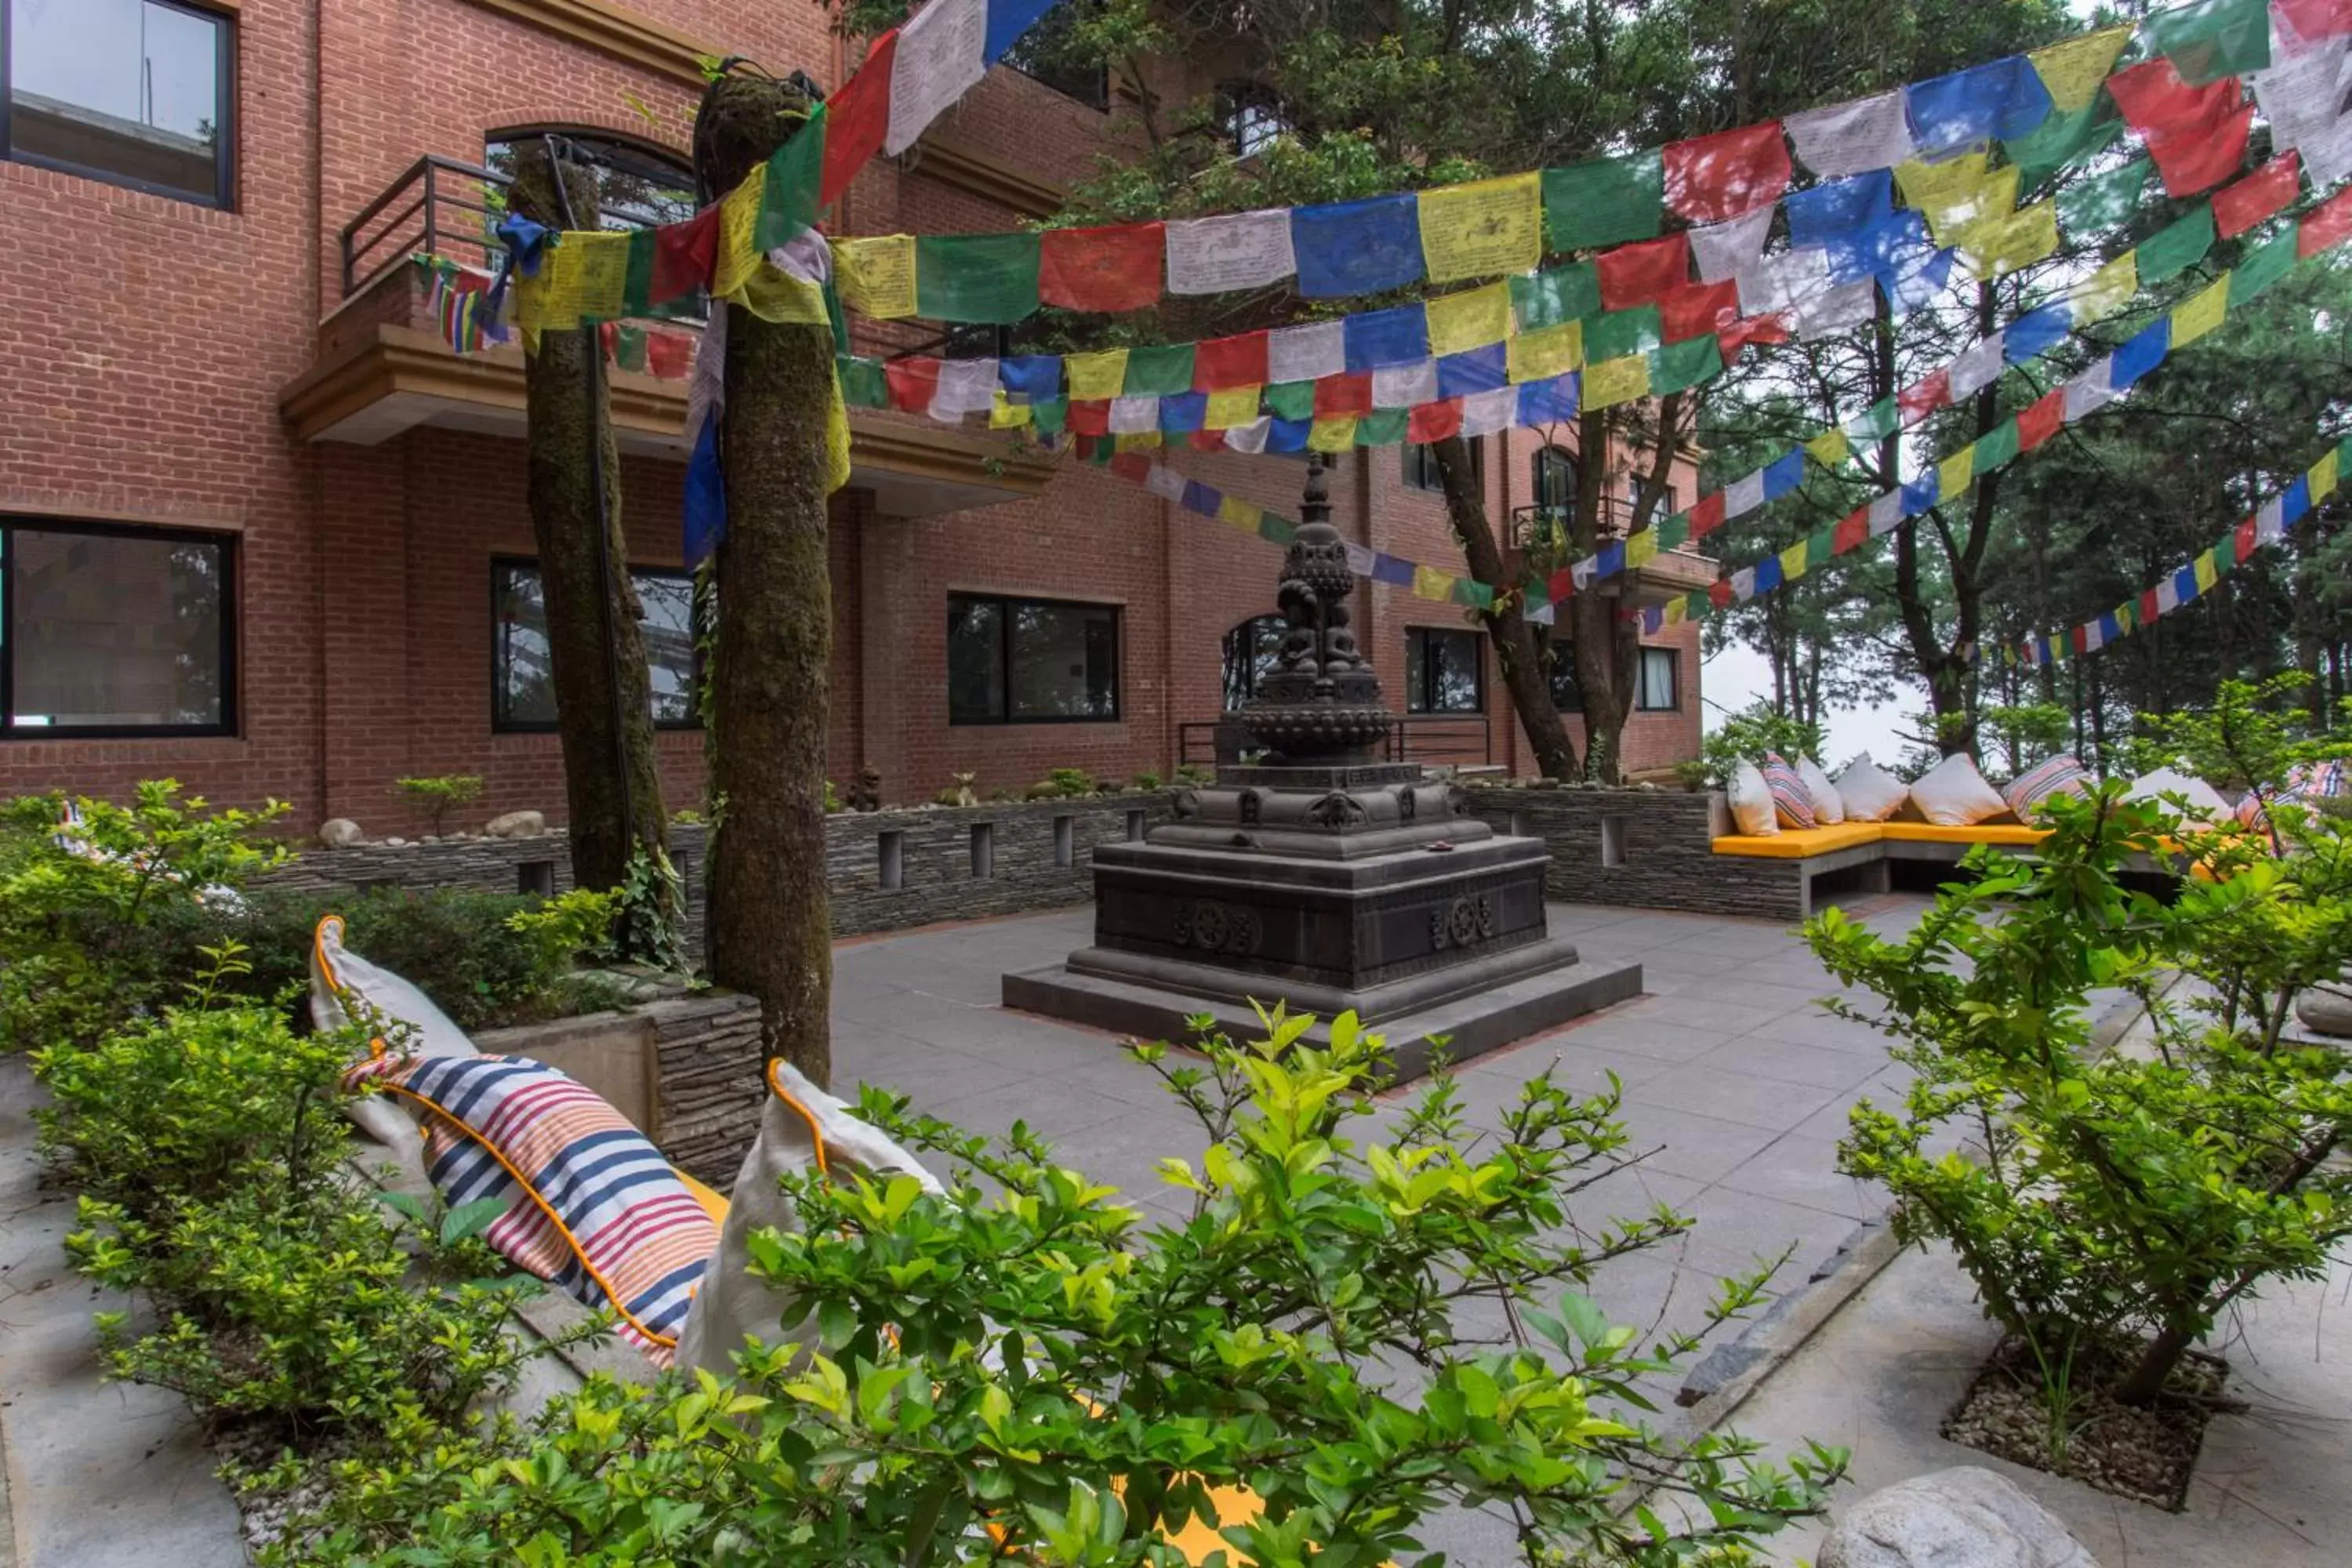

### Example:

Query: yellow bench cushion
xmin=1712 ymin=822 xmax=1886 ymax=858
xmin=1879 ymin=822 xmax=2049 ymax=848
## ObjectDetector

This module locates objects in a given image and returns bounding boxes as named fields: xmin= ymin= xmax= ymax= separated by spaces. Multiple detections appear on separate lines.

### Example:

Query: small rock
xmin=2294 ymin=974 xmax=2352 ymax=1037
xmin=1820 ymin=1467 xmax=2100 ymax=1568
xmin=384 ymin=837 xmax=408 ymax=847
xmin=317 ymin=818 xmax=364 ymax=848
xmin=486 ymin=809 xmax=546 ymax=839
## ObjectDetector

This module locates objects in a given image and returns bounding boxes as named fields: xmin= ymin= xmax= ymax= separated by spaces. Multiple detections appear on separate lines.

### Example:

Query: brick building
xmin=0 ymin=0 xmax=1707 ymax=835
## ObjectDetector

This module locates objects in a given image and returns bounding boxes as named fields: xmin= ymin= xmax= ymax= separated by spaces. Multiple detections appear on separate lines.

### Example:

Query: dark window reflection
xmin=949 ymin=594 xmax=1120 ymax=724
xmin=1221 ymin=614 xmax=1287 ymax=710
xmin=5 ymin=523 xmax=232 ymax=731
xmin=492 ymin=561 xmax=702 ymax=730
xmin=1405 ymin=626 xmax=1483 ymax=715
xmin=5 ymin=0 xmax=231 ymax=205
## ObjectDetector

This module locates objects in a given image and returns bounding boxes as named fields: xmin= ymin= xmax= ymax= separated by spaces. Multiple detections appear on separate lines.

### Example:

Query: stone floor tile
xmin=1610 ymin=1104 xmax=1785 ymax=1185
xmin=1714 ymin=1132 xmax=1884 ymax=1221
xmin=1691 ymin=1036 xmax=1891 ymax=1092
xmin=1622 ymin=1062 xmax=1843 ymax=1133
xmin=1547 ymin=1017 xmax=1740 ymax=1064
xmin=1609 ymin=992 xmax=1782 ymax=1034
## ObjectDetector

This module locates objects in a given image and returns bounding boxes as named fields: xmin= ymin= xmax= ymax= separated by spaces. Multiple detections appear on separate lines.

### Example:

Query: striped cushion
xmin=344 ymin=1054 xmax=717 ymax=1365
xmin=2238 ymin=759 xmax=2350 ymax=829
xmin=1760 ymin=753 xmax=1817 ymax=829
xmin=2002 ymin=754 xmax=2089 ymax=821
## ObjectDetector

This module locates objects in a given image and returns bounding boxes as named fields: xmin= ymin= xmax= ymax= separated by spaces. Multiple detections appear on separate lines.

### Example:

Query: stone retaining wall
xmin=1458 ymin=785 xmax=1805 ymax=921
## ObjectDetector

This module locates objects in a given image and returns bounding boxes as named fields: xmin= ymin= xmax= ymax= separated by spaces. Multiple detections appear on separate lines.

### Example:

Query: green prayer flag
xmin=1356 ymin=408 xmax=1408 ymax=447
xmin=2229 ymin=227 xmax=2298 ymax=305
xmin=611 ymin=324 xmax=648 ymax=373
xmin=753 ymin=102 xmax=828 ymax=252
xmin=2143 ymin=0 xmax=2270 ymax=85
xmin=1586 ymin=304 xmax=1662 ymax=362
xmin=1123 ymin=343 xmax=1196 ymax=397
xmin=1454 ymin=578 xmax=1494 ymax=609
xmin=2009 ymin=101 xmax=2125 ymax=193
xmin=621 ymin=229 xmax=658 ymax=316
xmin=1685 ymin=589 xmax=1711 ymax=621
xmin=2136 ymin=205 xmax=2216 ymax=287
xmin=2056 ymin=158 xmax=2151 ymax=235
xmin=1650 ymin=332 xmax=1722 ymax=396
xmin=1258 ymin=514 xmax=1296 ymax=544
xmin=914 ymin=231 xmax=1041 ymax=323
xmin=1806 ymin=524 xmax=1838 ymax=563
xmin=1846 ymin=397 xmax=1899 ymax=443
xmin=836 ymin=355 xmax=888 ymax=408
xmin=1030 ymin=397 xmax=1067 ymax=436
xmin=1512 ymin=263 xmax=1602 ymax=330
xmin=1541 ymin=150 xmax=1665 ymax=252
xmin=1265 ymin=381 xmax=1317 ymax=421
xmin=1973 ymin=417 xmax=2021 ymax=473
xmin=1657 ymin=514 xmax=1691 ymax=550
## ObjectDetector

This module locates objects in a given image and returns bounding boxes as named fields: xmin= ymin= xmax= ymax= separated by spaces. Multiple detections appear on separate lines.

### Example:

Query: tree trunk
xmin=696 ymin=78 xmax=837 ymax=1086
xmin=1431 ymin=436 xmax=1578 ymax=779
xmin=510 ymin=148 xmax=672 ymax=899
xmin=1566 ymin=408 xmax=1631 ymax=782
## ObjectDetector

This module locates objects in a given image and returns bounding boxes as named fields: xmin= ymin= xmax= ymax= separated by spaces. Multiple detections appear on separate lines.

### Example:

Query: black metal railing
xmin=340 ymin=154 xmax=513 ymax=298
xmin=1508 ymin=497 xmax=1640 ymax=551
xmin=1178 ymin=714 xmax=1494 ymax=772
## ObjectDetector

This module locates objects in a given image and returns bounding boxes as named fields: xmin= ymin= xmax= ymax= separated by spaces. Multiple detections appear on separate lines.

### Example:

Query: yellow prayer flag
xmin=2170 ymin=272 xmax=2230 ymax=347
xmin=989 ymin=391 xmax=1032 ymax=430
xmin=511 ymin=271 xmax=557 ymax=350
xmin=1625 ymin=529 xmax=1659 ymax=568
xmin=1778 ymin=540 xmax=1809 ymax=581
xmin=832 ymin=235 xmax=918 ymax=318
xmin=545 ymin=230 xmax=630 ymax=324
xmin=1806 ymin=427 xmax=1851 ymax=467
xmin=2310 ymin=449 xmax=2340 ymax=502
xmin=1939 ymin=446 xmax=1976 ymax=502
xmin=1898 ymin=154 xmax=2019 ymax=245
xmin=1218 ymin=495 xmax=1263 ymax=531
xmin=2029 ymin=26 xmax=2132 ymax=114
xmin=2067 ymin=250 xmax=2136 ymax=323
xmin=1662 ymin=597 xmax=1688 ymax=626
xmin=2194 ymin=550 xmax=2220 ymax=592
xmin=733 ymin=263 xmax=829 ymax=325
xmin=1417 ymin=172 xmax=1543 ymax=285
xmin=1204 ymin=385 xmax=1264 ymax=430
xmin=1508 ymin=321 xmax=1582 ymax=383
xmin=712 ymin=167 xmax=767 ymax=302
xmin=1957 ymin=201 xmax=2057 ymax=281
xmin=1582 ymin=353 xmax=1650 ymax=411
xmin=1309 ymin=416 xmax=1358 ymax=453
xmin=1412 ymin=564 xmax=1456 ymax=601
xmin=1114 ymin=430 xmax=1164 ymax=452
xmin=1425 ymin=281 xmax=1514 ymax=357
xmin=1065 ymin=350 xmax=1130 ymax=401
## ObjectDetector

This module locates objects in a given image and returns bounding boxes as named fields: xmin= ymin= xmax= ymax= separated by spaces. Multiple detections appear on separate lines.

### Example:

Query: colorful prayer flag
xmin=2143 ymin=0 xmax=2271 ymax=85
xmin=885 ymin=0 xmax=988 ymax=157
xmin=1040 ymin=223 xmax=1165 ymax=312
xmin=1507 ymin=321 xmax=1581 ymax=383
xmin=1662 ymin=122 xmax=1793 ymax=223
xmin=1541 ymin=151 xmax=1666 ymax=251
xmin=1425 ymin=282 xmax=1512 ymax=357
xmin=822 ymin=31 xmax=898 ymax=207
xmin=1581 ymin=353 xmax=1650 ymax=410
xmin=1597 ymin=234 xmax=1690 ymax=309
xmin=1065 ymin=349 xmax=1129 ymax=401
xmin=915 ymin=230 xmax=1040 ymax=321
xmin=2169 ymin=272 xmax=2230 ymax=346
xmin=1417 ymin=172 xmax=1543 ymax=283
xmin=1784 ymin=90 xmax=1915 ymax=178
xmin=2136 ymin=205 xmax=2216 ymax=285
xmin=1164 ymin=209 xmax=1297 ymax=294
xmin=1512 ymin=263 xmax=1601 ymax=329
xmin=2027 ymin=25 xmax=2132 ymax=114
xmin=833 ymin=235 xmax=919 ymax=318
xmin=1905 ymin=56 xmax=2053 ymax=156
xmin=2212 ymin=154 xmax=2301 ymax=239
xmin=1194 ymin=332 xmax=1269 ymax=390
xmin=1292 ymin=193 xmax=1425 ymax=296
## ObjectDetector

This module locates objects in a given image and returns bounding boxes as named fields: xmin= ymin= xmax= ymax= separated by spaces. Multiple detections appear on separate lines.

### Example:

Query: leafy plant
xmin=503 ymin=886 xmax=619 ymax=966
xmin=612 ymin=845 xmax=691 ymax=975
xmin=1131 ymin=770 xmax=1162 ymax=791
xmin=1173 ymin=763 xmax=1214 ymax=787
xmin=1697 ymin=702 xmax=1825 ymax=789
xmin=2128 ymin=673 xmax=2352 ymax=852
xmin=935 ymin=771 xmax=981 ymax=808
xmin=1027 ymin=767 xmax=1101 ymax=800
xmin=271 ymin=1008 xmax=1845 ymax=1565
xmin=1979 ymin=702 xmax=2076 ymax=779
xmin=823 ymin=779 xmax=843 ymax=814
xmin=391 ymin=775 xmax=485 ymax=837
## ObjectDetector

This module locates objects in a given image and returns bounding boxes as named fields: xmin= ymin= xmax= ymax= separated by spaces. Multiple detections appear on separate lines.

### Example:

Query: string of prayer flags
xmin=1663 ymin=122 xmax=1792 ymax=223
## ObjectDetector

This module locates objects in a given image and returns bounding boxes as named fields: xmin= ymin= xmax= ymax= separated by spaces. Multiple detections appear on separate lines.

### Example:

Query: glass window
xmin=1221 ymin=614 xmax=1287 ymax=710
xmin=492 ymin=560 xmax=699 ymax=731
xmin=481 ymin=129 xmax=695 ymax=232
xmin=1221 ymin=82 xmax=1290 ymax=157
xmin=1625 ymin=475 xmax=1678 ymax=517
xmin=3 ymin=0 xmax=233 ymax=205
xmin=1636 ymin=646 xmax=1679 ymax=711
xmin=1001 ymin=5 xmax=1109 ymax=108
xmin=1403 ymin=437 xmax=1483 ymax=495
xmin=1532 ymin=445 xmax=1577 ymax=514
xmin=2 ymin=521 xmax=234 ymax=735
xmin=1546 ymin=639 xmax=1581 ymax=711
xmin=948 ymin=594 xmax=1120 ymax=724
xmin=1405 ymin=626 xmax=1483 ymax=715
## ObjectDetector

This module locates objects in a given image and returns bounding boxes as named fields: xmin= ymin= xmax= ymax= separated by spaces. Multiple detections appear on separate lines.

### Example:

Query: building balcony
xmin=1507 ymin=503 xmax=1716 ymax=610
xmin=279 ymin=156 xmax=1057 ymax=518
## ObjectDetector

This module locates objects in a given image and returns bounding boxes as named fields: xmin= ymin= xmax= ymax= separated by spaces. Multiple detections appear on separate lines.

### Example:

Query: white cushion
xmin=309 ymin=914 xmax=479 ymax=1146
xmin=2125 ymin=765 xmax=2232 ymax=829
xmin=1833 ymin=751 xmax=1909 ymax=822
xmin=1796 ymin=757 xmax=1846 ymax=824
xmin=1726 ymin=760 xmax=1780 ymax=836
xmin=1907 ymin=752 xmax=2012 ymax=826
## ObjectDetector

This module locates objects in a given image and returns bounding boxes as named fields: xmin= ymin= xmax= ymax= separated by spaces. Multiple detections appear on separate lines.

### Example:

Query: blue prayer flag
xmin=1372 ymin=553 xmax=1416 ymax=586
xmin=1266 ymin=416 xmax=1311 ymax=452
xmin=1160 ymin=392 xmax=1207 ymax=433
xmin=1596 ymin=541 xmax=1627 ymax=579
xmin=1516 ymin=372 xmax=1579 ymax=425
xmin=1343 ymin=303 xmax=1431 ymax=370
xmin=2173 ymin=564 xmax=2201 ymax=604
xmin=2281 ymin=477 xmax=2312 ymax=528
xmin=684 ymin=415 xmax=726 ymax=567
xmin=1762 ymin=450 xmax=1808 ymax=500
xmin=983 ymin=0 xmax=1061 ymax=64
xmin=1292 ymin=193 xmax=1425 ymax=297
xmin=1788 ymin=170 xmax=1893 ymax=247
xmin=1438 ymin=343 xmax=1508 ymax=397
xmin=1000 ymin=354 xmax=1064 ymax=400
xmin=1180 ymin=479 xmax=1218 ymax=515
xmin=1907 ymin=56 xmax=2052 ymax=155
xmin=2098 ymin=612 xmax=2122 ymax=644
xmin=1900 ymin=473 xmax=1941 ymax=516
xmin=2111 ymin=321 xmax=2171 ymax=390
xmin=2002 ymin=305 xmax=2071 ymax=365
xmin=1754 ymin=556 xmax=1784 ymax=593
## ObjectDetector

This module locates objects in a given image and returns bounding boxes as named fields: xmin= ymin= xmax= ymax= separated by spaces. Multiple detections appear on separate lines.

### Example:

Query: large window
xmin=2 ymin=0 xmax=234 ymax=205
xmin=1403 ymin=437 xmax=1483 ymax=495
xmin=1219 ymin=81 xmax=1290 ymax=157
xmin=483 ymin=128 xmax=695 ymax=232
xmin=1404 ymin=626 xmax=1483 ymax=715
xmin=1221 ymin=614 xmax=1287 ymax=710
xmin=1546 ymin=638 xmax=1581 ymax=711
xmin=1532 ymin=445 xmax=1577 ymax=515
xmin=948 ymin=594 xmax=1120 ymax=724
xmin=492 ymin=560 xmax=698 ymax=731
xmin=2 ymin=520 xmax=234 ymax=735
xmin=1636 ymin=646 xmax=1679 ymax=711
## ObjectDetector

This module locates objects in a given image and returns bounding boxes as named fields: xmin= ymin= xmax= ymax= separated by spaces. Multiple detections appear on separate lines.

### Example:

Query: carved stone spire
xmin=1239 ymin=453 xmax=1395 ymax=765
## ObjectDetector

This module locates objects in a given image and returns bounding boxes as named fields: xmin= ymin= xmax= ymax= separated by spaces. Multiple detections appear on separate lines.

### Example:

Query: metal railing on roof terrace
xmin=340 ymin=155 xmax=513 ymax=298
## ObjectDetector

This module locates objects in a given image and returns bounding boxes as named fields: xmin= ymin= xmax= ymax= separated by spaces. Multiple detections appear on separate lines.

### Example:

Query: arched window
xmin=483 ymin=128 xmax=695 ymax=231
xmin=1221 ymin=615 xmax=1287 ymax=710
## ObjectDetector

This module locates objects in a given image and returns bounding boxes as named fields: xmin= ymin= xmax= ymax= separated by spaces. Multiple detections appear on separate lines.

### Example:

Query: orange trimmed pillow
xmin=1759 ymin=753 xmax=1817 ymax=829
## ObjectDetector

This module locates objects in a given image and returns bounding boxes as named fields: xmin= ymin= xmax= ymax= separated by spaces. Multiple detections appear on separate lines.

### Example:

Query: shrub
xmin=1810 ymin=782 xmax=2352 ymax=1420
xmin=1979 ymin=702 xmax=2074 ymax=779
xmin=1697 ymin=702 xmax=1825 ymax=789
xmin=268 ymin=1010 xmax=1844 ymax=1565
xmin=391 ymin=775 xmax=485 ymax=836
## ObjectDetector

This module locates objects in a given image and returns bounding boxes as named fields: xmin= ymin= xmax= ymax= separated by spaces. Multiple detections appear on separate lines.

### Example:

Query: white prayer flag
xmin=1722 ymin=470 xmax=1769 ymax=520
xmin=1867 ymin=489 xmax=1906 ymax=537
xmin=1109 ymin=395 xmax=1159 ymax=434
xmin=1343 ymin=541 xmax=1376 ymax=575
xmin=1729 ymin=566 xmax=1758 ymax=601
xmin=884 ymin=0 xmax=989 ymax=157
xmin=685 ymin=303 xmax=728 ymax=440
xmin=1690 ymin=207 xmax=1775 ymax=282
xmin=1225 ymin=416 xmax=1271 ymax=454
xmin=1373 ymin=359 xmax=1439 ymax=408
xmin=1737 ymin=246 xmax=1832 ymax=320
xmin=1945 ymin=333 xmax=2007 ymax=402
xmin=2154 ymin=576 xmax=2181 ymax=614
xmin=2298 ymin=113 xmax=2352 ymax=185
xmin=1143 ymin=464 xmax=1187 ymax=502
xmin=2062 ymin=361 xmax=2117 ymax=422
xmin=1459 ymin=387 xmax=1516 ymax=437
xmin=1570 ymin=557 xmax=1595 ymax=589
xmin=927 ymin=357 xmax=998 ymax=419
xmin=1795 ymin=278 xmax=1876 ymax=339
xmin=1166 ymin=209 xmax=1298 ymax=295
xmin=2082 ymin=619 xmax=2107 ymax=653
xmin=1526 ymin=599 xmax=1557 ymax=626
xmin=2255 ymin=39 xmax=2348 ymax=150
xmin=2254 ymin=495 xmax=2286 ymax=543
xmin=1784 ymin=91 xmax=1915 ymax=179
xmin=1268 ymin=320 xmax=1346 ymax=384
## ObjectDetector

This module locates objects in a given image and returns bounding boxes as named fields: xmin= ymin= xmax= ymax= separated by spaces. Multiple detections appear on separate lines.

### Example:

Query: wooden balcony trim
xmin=460 ymin=0 xmax=713 ymax=88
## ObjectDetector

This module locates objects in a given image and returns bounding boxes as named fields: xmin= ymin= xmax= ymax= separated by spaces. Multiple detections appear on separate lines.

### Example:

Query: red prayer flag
xmin=2214 ymin=154 xmax=2301 ymax=238
xmin=1194 ymin=331 xmax=1270 ymax=390
xmin=651 ymin=206 xmax=720 ymax=303
xmin=2140 ymin=588 xmax=2161 ymax=624
xmin=1686 ymin=488 xmax=1727 ymax=539
xmin=2071 ymin=625 xmax=2090 ymax=655
xmin=1546 ymin=568 xmax=1573 ymax=602
xmin=884 ymin=357 xmax=941 ymax=413
xmin=822 ymin=30 xmax=897 ymax=209
xmin=2153 ymin=104 xmax=2254 ymax=198
xmin=1066 ymin=399 xmax=1112 ymax=436
xmin=1407 ymin=399 xmax=1464 ymax=444
xmin=1897 ymin=367 xmax=1951 ymax=425
xmin=1708 ymin=577 xmax=1735 ymax=609
xmin=1040 ymin=223 xmax=1166 ymax=312
xmin=1717 ymin=313 xmax=1789 ymax=367
xmin=2107 ymin=59 xmax=2252 ymax=198
xmin=1661 ymin=280 xmax=1740 ymax=344
xmin=1314 ymin=372 xmax=1374 ymax=418
xmin=1188 ymin=429 xmax=1225 ymax=451
xmin=645 ymin=330 xmax=693 ymax=379
xmin=2274 ymin=0 xmax=2352 ymax=45
xmin=1596 ymin=233 xmax=1690 ymax=310
xmin=1831 ymin=507 xmax=1869 ymax=554
xmin=2299 ymin=184 xmax=2352 ymax=256
xmin=2235 ymin=517 xmax=2258 ymax=562
xmin=1109 ymin=452 xmax=1156 ymax=483
xmin=1662 ymin=122 xmax=1792 ymax=223
xmin=2016 ymin=388 xmax=2065 ymax=451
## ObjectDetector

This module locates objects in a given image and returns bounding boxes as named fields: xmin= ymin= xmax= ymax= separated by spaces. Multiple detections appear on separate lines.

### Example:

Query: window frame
xmin=1403 ymin=625 xmax=1485 ymax=716
xmin=946 ymin=592 xmax=1123 ymax=727
xmin=1221 ymin=613 xmax=1288 ymax=711
xmin=1635 ymin=645 xmax=1680 ymax=712
xmin=0 ymin=0 xmax=237 ymax=209
xmin=1403 ymin=437 xmax=1483 ymax=495
xmin=1 ymin=516 xmax=238 ymax=739
xmin=1545 ymin=637 xmax=1581 ymax=712
xmin=488 ymin=556 xmax=703 ymax=735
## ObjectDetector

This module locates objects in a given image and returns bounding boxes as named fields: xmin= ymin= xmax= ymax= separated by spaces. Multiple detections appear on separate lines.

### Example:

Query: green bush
xmin=1697 ymin=702 xmax=1825 ymax=789
xmin=391 ymin=775 xmax=485 ymax=836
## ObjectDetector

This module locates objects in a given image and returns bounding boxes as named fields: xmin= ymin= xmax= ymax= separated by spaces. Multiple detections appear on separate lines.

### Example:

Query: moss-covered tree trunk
xmin=1431 ymin=436 xmax=1578 ymax=780
xmin=695 ymin=78 xmax=835 ymax=1087
xmin=510 ymin=149 xmax=672 ymax=898
xmin=1567 ymin=408 xmax=1636 ymax=785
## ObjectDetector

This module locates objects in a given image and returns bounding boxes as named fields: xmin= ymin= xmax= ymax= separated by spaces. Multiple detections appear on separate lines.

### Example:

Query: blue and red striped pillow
xmin=2002 ymin=754 xmax=2090 ymax=821
xmin=1759 ymin=753 xmax=1817 ymax=829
